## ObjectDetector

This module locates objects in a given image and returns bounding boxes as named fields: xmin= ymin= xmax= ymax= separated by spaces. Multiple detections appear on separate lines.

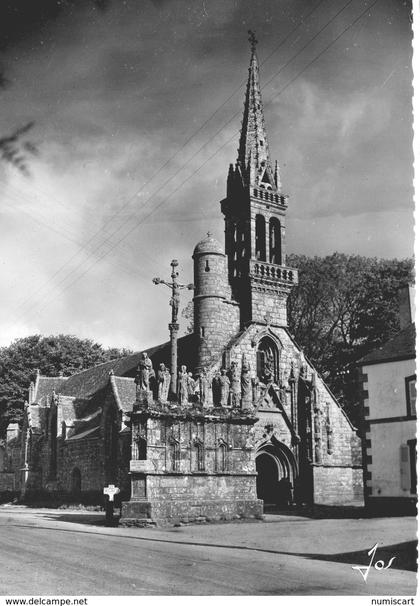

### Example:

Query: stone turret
xmin=192 ymin=232 xmax=239 ymax=370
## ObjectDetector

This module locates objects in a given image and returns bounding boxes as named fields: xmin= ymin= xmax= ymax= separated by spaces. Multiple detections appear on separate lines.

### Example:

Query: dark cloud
xmin=0 ymin=0 xmax=110 ymax=50
xmin=0 ymin=0 xmax=414 ymax=349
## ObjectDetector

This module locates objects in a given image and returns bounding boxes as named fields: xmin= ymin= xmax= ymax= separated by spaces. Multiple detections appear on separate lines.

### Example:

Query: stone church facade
xmin=1 ymin=39 xmax=363 ymax=522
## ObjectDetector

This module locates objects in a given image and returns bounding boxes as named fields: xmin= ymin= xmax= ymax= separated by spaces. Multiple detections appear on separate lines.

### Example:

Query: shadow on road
xmin=263 ymin=503 xmax=414 ymax=520
xmin=8 ymin=521 xmax=417 ymax=573
xmin=293 ymin=541 xmax=418 ymax=572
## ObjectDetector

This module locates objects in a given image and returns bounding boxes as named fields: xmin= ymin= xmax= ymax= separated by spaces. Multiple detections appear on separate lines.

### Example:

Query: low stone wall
xmin=121 ymin=472 xmax=263 ymax=526
xmin=313 ymin=465 xmax=364 ymax=505
xmin=121 ymin=498 xmax=263 ymax=526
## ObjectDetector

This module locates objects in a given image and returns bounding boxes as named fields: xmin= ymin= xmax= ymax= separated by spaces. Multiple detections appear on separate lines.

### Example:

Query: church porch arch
xmin=255 ymin=440 xmax=297 ymax=508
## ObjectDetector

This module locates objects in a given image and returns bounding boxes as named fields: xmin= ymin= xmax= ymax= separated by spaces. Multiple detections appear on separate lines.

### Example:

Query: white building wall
xmin=362 ymin=358 xmax=416 ymax=502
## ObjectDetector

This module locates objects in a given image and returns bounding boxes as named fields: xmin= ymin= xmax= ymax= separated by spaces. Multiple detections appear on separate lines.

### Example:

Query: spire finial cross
xmin=248 ymin=30 xmax=258 ymax=53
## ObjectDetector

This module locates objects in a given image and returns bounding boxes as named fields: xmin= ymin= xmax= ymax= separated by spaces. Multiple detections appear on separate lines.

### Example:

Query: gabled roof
xmin=34 ymin=376 xmax=68 ymax=404
xmin=359 ymin=323 xmax=416 ymax=366
xmin=110 ymin=376 xmax=136 ymax=412
xmin=45 ymin=333 xmax=196 ymax=401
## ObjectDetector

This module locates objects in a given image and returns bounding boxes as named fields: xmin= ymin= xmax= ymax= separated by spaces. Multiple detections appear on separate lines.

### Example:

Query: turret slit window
xmin=269 ymin=218 xmax=281 ymax=264
xmin=205 ymin=260 xmax=210 ymax=272
xmin=255 ymin=215 xmax=266 ymax=261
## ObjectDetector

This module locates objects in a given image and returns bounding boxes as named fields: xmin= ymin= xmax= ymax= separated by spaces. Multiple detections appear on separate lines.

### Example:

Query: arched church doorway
xmin=256 ymin=453 xmax=279 ymax=503
xmin=256 ymin=441 xmax=297 ymax=508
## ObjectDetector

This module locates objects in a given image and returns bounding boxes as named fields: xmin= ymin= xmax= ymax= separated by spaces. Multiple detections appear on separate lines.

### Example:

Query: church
xmin=1 ymin=36 xmax=363 ymax=525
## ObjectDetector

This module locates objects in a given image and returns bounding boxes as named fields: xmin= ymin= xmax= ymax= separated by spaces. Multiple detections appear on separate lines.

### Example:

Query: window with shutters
xmin=405 ymin=375 xmax=416 ymax=418
xmin=408 ymin=439 xmax=417 ymax=495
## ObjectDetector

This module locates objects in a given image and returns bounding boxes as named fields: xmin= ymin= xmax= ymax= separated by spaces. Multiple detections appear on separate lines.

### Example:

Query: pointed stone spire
xmin=237 ymin=31 xmax=276 ymax=190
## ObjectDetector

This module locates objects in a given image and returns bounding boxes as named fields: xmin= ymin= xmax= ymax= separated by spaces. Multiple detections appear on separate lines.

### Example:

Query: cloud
xmin=0 ymin=0 xmax=414 ymax=349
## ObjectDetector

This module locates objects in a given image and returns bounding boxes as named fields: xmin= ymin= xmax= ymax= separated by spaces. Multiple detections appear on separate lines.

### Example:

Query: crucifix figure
xmin=153 ymin=259 xmax=194 ymax=398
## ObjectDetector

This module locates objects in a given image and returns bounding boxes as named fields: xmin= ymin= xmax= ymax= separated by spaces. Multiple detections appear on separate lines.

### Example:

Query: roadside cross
xmin=103 ymin=484 xmax=120 ymax=503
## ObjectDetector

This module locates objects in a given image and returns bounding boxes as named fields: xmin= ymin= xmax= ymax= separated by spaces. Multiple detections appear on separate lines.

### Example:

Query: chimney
xmin=398 ymin=285 xmax=415 ymax=330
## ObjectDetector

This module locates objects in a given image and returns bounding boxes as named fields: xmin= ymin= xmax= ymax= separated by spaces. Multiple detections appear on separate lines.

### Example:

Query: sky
xmin=0 ymin=0 xmax=415 ymax=351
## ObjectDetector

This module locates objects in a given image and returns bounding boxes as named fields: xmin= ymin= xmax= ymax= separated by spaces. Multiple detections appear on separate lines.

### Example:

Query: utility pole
xmin=153 ymin=260 xmax=194 ymax=399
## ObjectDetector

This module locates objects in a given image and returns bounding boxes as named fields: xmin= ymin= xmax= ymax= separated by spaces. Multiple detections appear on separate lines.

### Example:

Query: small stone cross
xmin=103 ymin=484 xmax=120 ymax=502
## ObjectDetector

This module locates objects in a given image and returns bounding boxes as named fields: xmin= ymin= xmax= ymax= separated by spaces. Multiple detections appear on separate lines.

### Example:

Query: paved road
xmin=0 ymin=507 xmax=416 ymax=596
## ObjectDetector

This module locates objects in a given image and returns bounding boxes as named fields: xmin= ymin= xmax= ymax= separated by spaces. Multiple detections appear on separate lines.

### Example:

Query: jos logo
xmin=352 ymin=543 xmax=396 ymax=583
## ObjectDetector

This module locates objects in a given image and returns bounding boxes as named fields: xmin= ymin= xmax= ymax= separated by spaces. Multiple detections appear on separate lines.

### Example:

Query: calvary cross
xmin=103 ymin=484 xmax=120 ymax=502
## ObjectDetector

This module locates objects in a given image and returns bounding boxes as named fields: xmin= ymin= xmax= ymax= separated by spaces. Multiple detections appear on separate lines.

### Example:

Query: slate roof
xmin=27 ymin=334 xmax=196 ymax=404
xmin=110 ymin=376 xmax=136 ymax=412
xmin=358 ymin=323 xmax=416 ymax=366
xmin=58 ymin=333 xmax=195 ymax=399
xmin=69 ymin=407 xmax=102 ymax=438
xmin=34 ymin=376 xmax=68 ymax=404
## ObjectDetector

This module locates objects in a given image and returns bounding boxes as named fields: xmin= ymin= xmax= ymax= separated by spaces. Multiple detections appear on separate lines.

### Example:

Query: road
xmin=0 ymin=506 xmax=416 ymax=596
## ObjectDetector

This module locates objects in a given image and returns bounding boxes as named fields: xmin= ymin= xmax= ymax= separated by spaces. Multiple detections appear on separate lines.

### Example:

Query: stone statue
xmin=197 ymin=368 xmax=211 ymax=406
xmin=137 ymin=352 xmax=154 ymax=391
xmin=187 ymin=372 xmax=196 ymax=399
xmin=230 ymin=361 xmax=241 ymax=407
xmin=212 ymin=370 xmax=222 ymax=406
xmin=264 ymin=350 xmax=274 ymax=383
xmin=178 ymin=365 xmax=189 ymax=405
xmin=241 ymin=355 xmax=252 ymax=407
xmin=157 ymin=363 xmax=171 ymax=402
xmin=252 ymin=376 xmax=260 ymax=405
xmin=219 ymin=368 xmax=231 ymax=407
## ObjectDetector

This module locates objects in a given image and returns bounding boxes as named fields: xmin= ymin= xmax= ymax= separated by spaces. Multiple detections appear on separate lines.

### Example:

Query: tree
xmin=0 ymin=334 xmax=131 ymax=436
xmin=181 ymin=301 xmax=194 ymax=334
xmin=287 ymin=253 xmax=414 ymax=425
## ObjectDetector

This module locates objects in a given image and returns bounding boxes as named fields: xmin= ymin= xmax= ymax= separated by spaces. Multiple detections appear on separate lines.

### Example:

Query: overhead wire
xmin=6 ymin=0 xmax=330 ymax=317
xmin=11 ymin=0 xmax=379 ymax=323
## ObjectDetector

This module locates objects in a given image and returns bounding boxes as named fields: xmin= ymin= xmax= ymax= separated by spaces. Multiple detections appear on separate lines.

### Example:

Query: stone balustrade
xmin=250 ymin=260 xmax=298 ymax=284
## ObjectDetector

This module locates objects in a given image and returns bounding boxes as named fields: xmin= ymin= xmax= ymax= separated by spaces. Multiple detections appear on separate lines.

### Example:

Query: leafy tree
xmin=181 ymin=301 xmax=194 ymax=334
xmin=0 ymin=334 xmax=131 ymax=436
xmin=287 ymin=253 xmax=414 ymax=425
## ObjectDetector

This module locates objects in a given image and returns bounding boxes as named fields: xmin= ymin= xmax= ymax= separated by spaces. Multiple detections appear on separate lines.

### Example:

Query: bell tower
xmin=221 ymin=31 xmax=298 ymax=328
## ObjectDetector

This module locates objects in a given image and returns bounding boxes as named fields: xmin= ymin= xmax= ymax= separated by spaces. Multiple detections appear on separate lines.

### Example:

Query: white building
xmin=359 ymin=289 xmax=416 ymax=514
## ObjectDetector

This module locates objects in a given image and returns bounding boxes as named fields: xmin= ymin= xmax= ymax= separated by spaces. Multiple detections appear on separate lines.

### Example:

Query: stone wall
xmin=123 ymin=474 xmax=261 ymax=525
xmin=58 ymin=436 xmax=104 ymax=495
xmin=121 ymin=406 xmax=262 ymax=526
xmin=250 ymin=287 xmax=288 ymax=327
xmin=313 ymin=466 xmax=364 ymax=504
